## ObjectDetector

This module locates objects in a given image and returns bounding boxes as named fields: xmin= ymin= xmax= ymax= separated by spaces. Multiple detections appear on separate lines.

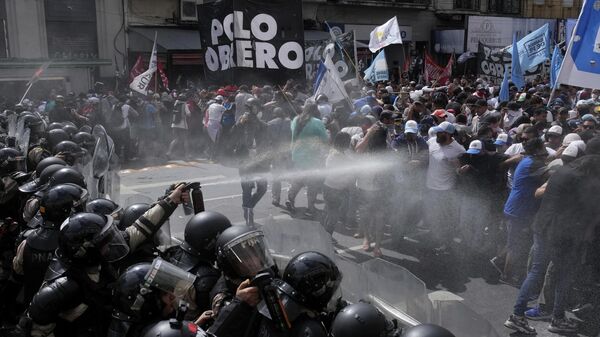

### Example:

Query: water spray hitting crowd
xmin=0 ymin=1 xmax=600 ymax=337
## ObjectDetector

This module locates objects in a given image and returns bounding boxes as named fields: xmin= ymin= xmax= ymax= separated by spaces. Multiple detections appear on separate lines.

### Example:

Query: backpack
xmin=109 ymin=102 xmax=125 ymax=128
xmin=221 ymin=109 xmax=236 ymax=128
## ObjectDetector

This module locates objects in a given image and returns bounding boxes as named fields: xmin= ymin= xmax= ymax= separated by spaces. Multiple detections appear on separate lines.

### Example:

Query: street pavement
xmin=118 ymin=159 xmax=597 ymax=337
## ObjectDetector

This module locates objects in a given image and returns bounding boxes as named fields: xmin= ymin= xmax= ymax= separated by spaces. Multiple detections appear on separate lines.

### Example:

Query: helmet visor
xmin=221 ymin=231 xmax=274 ymax=279
xmin=145 ymin=258 xmax=196 ymax=299
xmin=95 ymin=217 xmax=130 ymax=262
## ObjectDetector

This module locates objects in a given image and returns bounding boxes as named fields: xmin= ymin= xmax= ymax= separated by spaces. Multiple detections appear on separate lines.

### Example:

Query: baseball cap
xmin=475 ymin=99 xmax=488 ymax=107
xmin=563 ymin=140 xmax=585 ymax=158
xmin=562 ymin=133 xmax=581 ymax=146
xmin=432 ymin=109 xmax=447 ymax=119
xmin=214 ymin=95 xmax=224 ymax=101
xmin=404 ymin=120 xmax=418 ymax=134
xmin=517 ymin=93 xmax=527 ymax=102
xmin=467 ymin=140 xmax=483 ymax=154
xmin=547 ymin=125 xmax=563 ymax=136
xmin=581 ymin=114 xmax=599 ymax=123
xmin=431 ymin=121 xmax=456 ymax=134
xmin=494 ymin=133 xmax=509 ymax=146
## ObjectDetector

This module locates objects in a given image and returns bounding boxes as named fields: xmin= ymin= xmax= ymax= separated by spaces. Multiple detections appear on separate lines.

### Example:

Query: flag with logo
xmin=368 ymin=17 xmax=403 ymax=53
xmin=363 ymin=50 xmax=389 ymax=83
xmin=313 ymin=55 xmax=350 ymax=104
xmin=556 ymin=0 xmax=600 ymax=89
xmin=506 ymin=23 xmax=551 ymax=71
xmin=424 ymin=52 xmax=453 ymax=84
xmin=130 ymin=32 xmax=158 ymax=95
xmin=549 ymin=45 xmax=563 ymax=89
xmin=510 ymin=34 xmax=525 ymax=90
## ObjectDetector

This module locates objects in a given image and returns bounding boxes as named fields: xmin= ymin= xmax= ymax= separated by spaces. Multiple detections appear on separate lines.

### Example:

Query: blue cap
xmin=431 ymin=121 xmax=456 ymax=134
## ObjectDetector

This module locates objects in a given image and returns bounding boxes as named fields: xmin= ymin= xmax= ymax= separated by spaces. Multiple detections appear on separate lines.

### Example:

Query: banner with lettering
xmin=477 ymin=42 xmax=544 ymax=84
xmin=198 ymin=0 xmax=305 ymax=85
xmin=304 ymin=31 xmax=357 ymax=82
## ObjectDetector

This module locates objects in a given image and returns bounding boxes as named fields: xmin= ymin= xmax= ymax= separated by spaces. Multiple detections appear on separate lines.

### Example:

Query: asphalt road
xmin=117 ymin=159 xmax=597 ymax=337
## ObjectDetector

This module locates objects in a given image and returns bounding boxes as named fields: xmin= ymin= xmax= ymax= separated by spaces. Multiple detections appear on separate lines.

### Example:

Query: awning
xmin=129 ymin=27 xmax=202 ymax=52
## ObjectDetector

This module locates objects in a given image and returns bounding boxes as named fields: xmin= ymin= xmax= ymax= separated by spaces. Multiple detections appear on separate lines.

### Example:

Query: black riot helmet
xmin=281 ymin=251 xmax=341 ymax=312
xmin=86 ymin=198 xmax=122 ymax=219
xmin=330 ymin=303 xmax=388 ymax=337
xmin=402 ymin=324 xmax=455 ymax=337
xmin=141 ymin=320 xmax=211 ymax=337
xmin=48 ymin=167 xmax=86 ymax=189
xmin=112 ymin=263 xmax=162 ymax=322
xmin=118 ymin=203 xmax=150 ymax=230
xmin=47 ymin=122 xmax=64 ymax=131
xmin=216 ymin=226 xmax=275 ymax=280
xmin=21 ymin=114 xmax=45 ymax=134
xmin=19 ymin=163 xmax=65 ymax=193
xmin=79 ymin=125 xmax=92 ymax=133
xmin=57 ymin=212 xmax=129 ymax=266
xmin=72 ymin=132 xmax=95 ymax=151
xmin=0 ymin=147 xmax=21 ymax=175
xmin=53 ymin=140 xmax=86 ymax=164
xmin=34 ymin=157 xmax=67 ymax=177
xmin=40 ymin=183 xmax=88 ymax=224
xmin=183 ymin=211 xmax=231 ymax=260
xmin=62 ymin=124 xmax=78 ymax=136
xmin=47 ymin=129 xmax=69 ymax=151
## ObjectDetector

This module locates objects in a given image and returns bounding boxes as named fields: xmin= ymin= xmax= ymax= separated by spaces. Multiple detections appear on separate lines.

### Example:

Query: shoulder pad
xmin=26 ymin=228 xmax=60 ymax=252
xmin=29 ymin=277 xmax=83 ymax=325
xmin=44 ymin=258 xmax=68 ymax=282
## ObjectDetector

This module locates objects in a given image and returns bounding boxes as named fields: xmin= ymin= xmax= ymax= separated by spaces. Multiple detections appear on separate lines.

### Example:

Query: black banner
xmin=304 ymin=31 xmax=357 ymax=83
xmin=477 ymin=42 xmax=542 ymax=84
xmin=197 ymin=0 xmax=305 ymax=85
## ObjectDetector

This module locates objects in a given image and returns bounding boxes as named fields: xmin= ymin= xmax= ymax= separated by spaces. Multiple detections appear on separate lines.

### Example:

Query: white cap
xmin=404 ymin=120 xmax=418 ymax=134
xmin=562 ymin=133 xmax=581 ymax=146
xmin=547 ymin=125 xmax=563 ymax=135
xmin=467 ymin=140 xmax=483 ymax=154
xmin=563 ymin=140 xmax=586 ymax=158
xmin=385 ymin=86 xmax=394 ymax=94
xmin=215 ymin=95 xmax=224 ymax=101
xmin=495 ymin=133 xmax=509 ymax=145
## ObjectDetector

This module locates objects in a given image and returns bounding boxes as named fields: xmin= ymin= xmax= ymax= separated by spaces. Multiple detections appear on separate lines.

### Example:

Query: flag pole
xmin=19 ymin=83 xmax=34 ymax=105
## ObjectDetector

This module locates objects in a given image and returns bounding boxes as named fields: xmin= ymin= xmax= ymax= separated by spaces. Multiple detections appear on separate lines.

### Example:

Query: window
xmin=45 ymin=0 xmax=98 ymax=59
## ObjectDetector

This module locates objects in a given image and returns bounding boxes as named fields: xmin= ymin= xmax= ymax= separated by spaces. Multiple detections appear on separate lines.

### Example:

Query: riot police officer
xmin=330 ymin=302 xmax=401 ymax=337
xmin=85 ymin=198 xmax=122 ymax=219
xmin=162 ymin=211 xmax=231 ymax=314
xmin=13 ymin=183 xmax=88 ymax=304
xmin=108 ymin=260 xmax=198 ymax=337
xmin=402 ymin=324 xmax=455 ymax=337
xmin=20 ymin=184 xmax=189 ymax=337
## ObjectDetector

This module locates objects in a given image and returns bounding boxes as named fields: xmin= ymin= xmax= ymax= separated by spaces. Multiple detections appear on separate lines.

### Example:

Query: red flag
xmin=424 ymin=52 xmax=453 ymax=85
xmin=27 ymin=61 xmax=51 ymax=86
xmin=157 ymin=61 xmax=170 ymax=91
xmin=129 ymin=55 xmax=145 ymax=83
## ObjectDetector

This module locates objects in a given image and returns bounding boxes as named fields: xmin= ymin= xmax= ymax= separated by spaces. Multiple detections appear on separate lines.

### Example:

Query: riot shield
xmin=18 ymin=128 xmax=30 ymax=157
xmin=7 ymin=114 xmax=17 ymax=138
xmin=14 ymin=117 xmax=25 ymax=149
xmin=428 ymin=291 xmax=501 ymax=337
xmin=262 ymin=215 xmax=336 ymax=271
xmin=362 ymin=259 xmax=432 ymax=326
xmin=91 ymin=126 xmax=110 ymax=199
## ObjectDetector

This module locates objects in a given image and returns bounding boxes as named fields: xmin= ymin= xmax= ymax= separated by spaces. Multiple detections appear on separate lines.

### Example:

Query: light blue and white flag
xmin=368 ymin=17 xmax=403 ymax=53
xmin=363 ymin=50 xmax=389 ymax=83
xmin=506 ymin=23 xmax=551 ymax=71
xmin=510 ymin=34 xmax=526 ymax=90
xmin=549 ymin=44 xmax=564 ymax=89
xmin=313 ymin=55 xmax=350 ymax=104
xmin=557 ymin=0 xmax=600 ymax=89
xmin=499 ymin=66 xmax=510 ymax=102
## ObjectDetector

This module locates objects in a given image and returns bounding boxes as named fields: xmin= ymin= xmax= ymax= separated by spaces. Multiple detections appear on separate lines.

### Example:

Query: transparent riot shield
xmin=91 ymin=126 xmax=110 ymax=199
xmin=335 ymin=255 xmax=368 ymax=305
xmin=362 ymin=259 xmax=432 ymax=327
xmin=262 ymin=215 xmax=336 ymax=271
xmin=428 ymin=291 xmax=501 ymax=337
xmin=14 ymin=117 xmax=25 ymax=149
xmin=18 ymin=127 xmax=30 ymax=160
xmin=7 ymin=114 xmax=17 ymax=138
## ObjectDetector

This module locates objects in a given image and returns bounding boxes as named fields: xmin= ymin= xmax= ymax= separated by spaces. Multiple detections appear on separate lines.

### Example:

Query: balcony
xmin=487 ymin=0 xmax=521 ymax=14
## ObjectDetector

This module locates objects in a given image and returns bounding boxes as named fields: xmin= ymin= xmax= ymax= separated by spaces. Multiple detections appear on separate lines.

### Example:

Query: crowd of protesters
xmin=2 ymin=75 xmax=600 ymax=335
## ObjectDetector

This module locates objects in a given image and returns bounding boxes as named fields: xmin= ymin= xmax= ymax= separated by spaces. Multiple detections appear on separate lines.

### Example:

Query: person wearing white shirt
xmin=425 ymin=121 xmax=465 ymax=253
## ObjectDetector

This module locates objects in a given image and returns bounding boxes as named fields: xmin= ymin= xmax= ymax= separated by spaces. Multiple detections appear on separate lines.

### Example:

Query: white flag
xmin=368 ymin=17 xmax=403 ymax=53
xmin=313 ymin=55 xmax=350 ymax=104
xmin=130 ymin=32 xmax=158 ymax=95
